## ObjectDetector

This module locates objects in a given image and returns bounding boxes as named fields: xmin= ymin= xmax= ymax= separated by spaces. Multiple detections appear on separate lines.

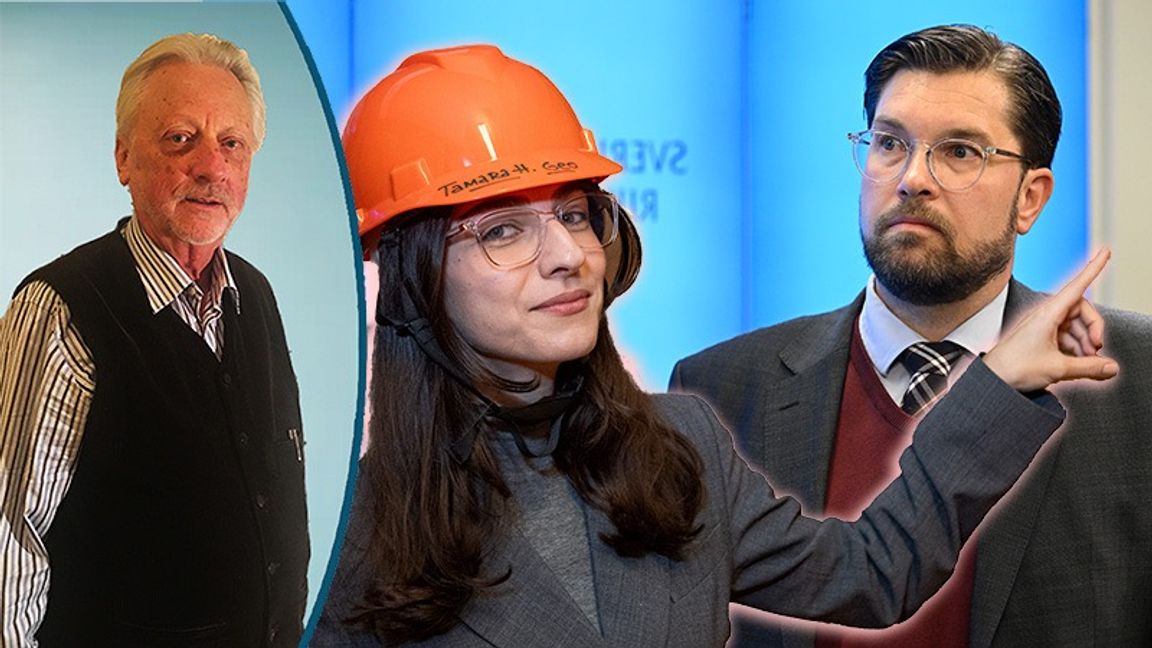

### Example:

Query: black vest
xmin=20 ymin=224 xmax=309 ymax=647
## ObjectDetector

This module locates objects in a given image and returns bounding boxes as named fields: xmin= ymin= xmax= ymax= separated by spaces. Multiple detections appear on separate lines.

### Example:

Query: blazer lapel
xmin=757 ymin=294 xmax=862 ymax=514
xmin=457 ymin=525 xmax=607 ymax=648
xmin=588 ymin=506 xmax=670 ymax=648
xmin=969 ymin=279 xmax=1058 ymax=648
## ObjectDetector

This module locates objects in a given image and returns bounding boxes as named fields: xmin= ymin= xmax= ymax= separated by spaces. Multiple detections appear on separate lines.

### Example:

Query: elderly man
xmin=673 ymin=25 xmax=1152 ymax=648
xmin=0 ymin=34 xmax=308 ymax=647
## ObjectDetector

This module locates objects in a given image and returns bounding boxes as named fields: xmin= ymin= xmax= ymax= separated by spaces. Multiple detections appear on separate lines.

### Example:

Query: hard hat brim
xmin=358 ymin=148 xmax=623 ymax=241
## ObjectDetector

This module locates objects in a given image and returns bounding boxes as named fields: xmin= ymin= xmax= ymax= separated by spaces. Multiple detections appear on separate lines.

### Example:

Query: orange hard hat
xmin=344 ymin=44 xmax=624 ymax=252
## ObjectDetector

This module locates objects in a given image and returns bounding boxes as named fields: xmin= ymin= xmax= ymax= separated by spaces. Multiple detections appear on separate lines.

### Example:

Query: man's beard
xmin=862 ymin=200 xmax=1016 ymax=306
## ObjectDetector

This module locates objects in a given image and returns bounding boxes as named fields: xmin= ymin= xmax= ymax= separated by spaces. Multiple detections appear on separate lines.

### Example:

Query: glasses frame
xmin=848 ymin=129 xmax=1033 ymax=192
xmin=445 ymin=190 xmax=620 ymax=269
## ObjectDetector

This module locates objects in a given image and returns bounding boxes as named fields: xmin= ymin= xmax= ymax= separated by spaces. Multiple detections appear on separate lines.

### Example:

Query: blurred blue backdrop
xmin=284 ymin=0 xmax=1087 ymax=390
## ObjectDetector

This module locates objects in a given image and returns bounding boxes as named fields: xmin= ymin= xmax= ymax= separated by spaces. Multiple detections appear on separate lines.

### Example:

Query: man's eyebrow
xmin=872 ymin=118 xmax=994 ymax=144
xmin=937 ymin=127 xmax=994 ymax=143
xmin=156 ymin=115 xmax=197 ymax=129
xmin=217 ymin=126 xmax=252 ymax=138
xmin=871 ymin=117 xmax=907 ymax=133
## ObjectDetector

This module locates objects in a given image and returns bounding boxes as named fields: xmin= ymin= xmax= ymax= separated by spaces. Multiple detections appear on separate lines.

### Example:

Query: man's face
xmin=115 ymin=61 xmax=255 ymax=254
xmin=859 ymin=69 xmax=1044 ymax=306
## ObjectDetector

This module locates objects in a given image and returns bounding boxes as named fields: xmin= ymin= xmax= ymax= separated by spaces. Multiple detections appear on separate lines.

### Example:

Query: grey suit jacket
xmin=311 ymin=364 xmax=1062 ymax=648
xmin=671 ymin=279 xmax=1152 ymax=647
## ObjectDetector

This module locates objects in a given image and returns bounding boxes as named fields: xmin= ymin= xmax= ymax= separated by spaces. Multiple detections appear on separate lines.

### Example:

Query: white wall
xmin=1092 ymin=0 xmax=1152 ymax=312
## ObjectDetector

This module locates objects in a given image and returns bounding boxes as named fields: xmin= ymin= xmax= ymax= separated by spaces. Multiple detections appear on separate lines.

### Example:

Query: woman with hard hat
xmin=313 ymin=45 xmax=1114 ymax=647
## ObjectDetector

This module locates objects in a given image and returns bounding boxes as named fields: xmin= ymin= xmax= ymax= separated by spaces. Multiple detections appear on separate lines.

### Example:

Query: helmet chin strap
xmin=375 ymin=229 xmax=584 ymax=463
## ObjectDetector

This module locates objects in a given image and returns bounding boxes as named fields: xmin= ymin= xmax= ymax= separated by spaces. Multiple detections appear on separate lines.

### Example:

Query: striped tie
xmin=899 ymin=341 xmax=967 ymax=415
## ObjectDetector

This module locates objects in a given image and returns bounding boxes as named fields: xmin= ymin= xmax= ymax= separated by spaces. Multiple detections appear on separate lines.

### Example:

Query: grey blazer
xmin=311 ymin=361 xmax=1062 ymax=647
xmin=671 ymin=279 xmax=1152 ymax=647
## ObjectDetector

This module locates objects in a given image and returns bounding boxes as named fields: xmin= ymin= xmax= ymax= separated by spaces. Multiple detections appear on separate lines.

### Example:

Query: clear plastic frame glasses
xmin=446 ymin=190 xmax=620 ymax=268
xmin=848 ymin=129 xmax=1032 ymax=192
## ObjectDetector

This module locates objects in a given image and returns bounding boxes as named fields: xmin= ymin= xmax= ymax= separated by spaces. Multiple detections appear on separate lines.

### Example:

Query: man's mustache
xmin=874 ymin=201 xmax=955 ymax=239
xmin=181 ymin=186 xmax=230 ymax=205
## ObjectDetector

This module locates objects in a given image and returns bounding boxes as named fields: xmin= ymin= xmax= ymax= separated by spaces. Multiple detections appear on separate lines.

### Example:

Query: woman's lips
xmin=532 ymin=289 xmax=591 ymax=315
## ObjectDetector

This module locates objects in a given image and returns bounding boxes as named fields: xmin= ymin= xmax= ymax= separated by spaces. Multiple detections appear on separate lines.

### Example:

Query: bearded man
xmin=672 ymin=24 xmax=1152 ymax=648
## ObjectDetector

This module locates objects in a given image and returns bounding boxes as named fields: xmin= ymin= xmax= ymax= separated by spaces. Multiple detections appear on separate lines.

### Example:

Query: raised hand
xmin=984 ymin=248 xmax=1119 ymax=392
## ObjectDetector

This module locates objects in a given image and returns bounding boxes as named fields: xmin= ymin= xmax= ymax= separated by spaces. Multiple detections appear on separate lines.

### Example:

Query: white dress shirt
xmin=858 ymin=275 xmax=1009 ymax=405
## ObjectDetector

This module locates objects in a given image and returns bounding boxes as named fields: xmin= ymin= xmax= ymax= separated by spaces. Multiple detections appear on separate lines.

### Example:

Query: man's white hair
xmin=116 ymin=33 xmax=266 ymax=148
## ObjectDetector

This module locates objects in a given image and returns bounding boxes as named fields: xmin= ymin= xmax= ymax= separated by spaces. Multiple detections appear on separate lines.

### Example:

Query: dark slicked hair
xmin=864 ymin=24 xmax=1062 ymax=169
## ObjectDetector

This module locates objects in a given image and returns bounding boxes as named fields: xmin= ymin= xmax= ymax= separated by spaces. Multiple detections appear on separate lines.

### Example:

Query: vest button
xmin=221 ymin=372 xmax=232 ymax=387
xmin=256 ymin=494 xmax=268 ymax=509
xmin=268 ymin=626 xmax=278 ymax=642
xmin=267 ymin=561 xmax=280 ymax=575
xmin=238 ymin=433 xmax=248 ymax=446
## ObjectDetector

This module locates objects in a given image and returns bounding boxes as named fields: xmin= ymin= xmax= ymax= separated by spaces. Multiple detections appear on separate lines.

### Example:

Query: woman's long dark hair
xmin=350 ymin=204 xmax=705 ymax=644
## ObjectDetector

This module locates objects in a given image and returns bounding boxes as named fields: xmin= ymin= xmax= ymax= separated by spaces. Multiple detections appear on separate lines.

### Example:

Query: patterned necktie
xmin=899 ymin=341 xmax=967 ymax=415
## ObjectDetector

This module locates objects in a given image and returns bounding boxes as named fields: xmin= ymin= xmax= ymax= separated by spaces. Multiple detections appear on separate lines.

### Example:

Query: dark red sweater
xmin=815 ymin=325 xmax=975 ymax=648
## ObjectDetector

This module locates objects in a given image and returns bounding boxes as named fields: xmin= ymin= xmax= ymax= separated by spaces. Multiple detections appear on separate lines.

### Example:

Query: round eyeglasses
xmin=446 ymin=190 xmax=620 ymax=268
xmin=848 ymin=129 xmax=1032 ymax=192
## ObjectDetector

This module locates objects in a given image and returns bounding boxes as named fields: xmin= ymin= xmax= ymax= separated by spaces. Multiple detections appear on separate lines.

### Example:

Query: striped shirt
xmin=0 ymin=217 xmax=238 ymax=647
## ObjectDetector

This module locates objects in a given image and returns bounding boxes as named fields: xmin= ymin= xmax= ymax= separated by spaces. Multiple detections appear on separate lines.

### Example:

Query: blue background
xmin=285 ymin=0 xmax=1087 ymax=390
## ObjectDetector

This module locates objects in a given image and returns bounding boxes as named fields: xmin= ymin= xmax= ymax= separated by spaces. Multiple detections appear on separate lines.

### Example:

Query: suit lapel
xmin=758 ymin=294 xmax=862 ymax=514
xmin=457 ymin=525 xmax=607 ymax=648
xmin=970 ymin=280 xmax=1058 ymax=648
xmin=458 ymin=493 xmax=674 ymax=647
xmin=588 ymin=506 xmax=670 ymax=648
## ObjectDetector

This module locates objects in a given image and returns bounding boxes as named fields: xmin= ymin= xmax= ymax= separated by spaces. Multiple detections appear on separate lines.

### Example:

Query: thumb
xmin=1058 ymin=355 xmax=1120 ymax=383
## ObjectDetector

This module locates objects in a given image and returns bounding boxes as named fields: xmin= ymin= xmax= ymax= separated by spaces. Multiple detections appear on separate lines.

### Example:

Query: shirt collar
xmin=121 ymin=215 xmax=239 ymax=315
xmin=858 ymin=275 xmax=1008 ymax=376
